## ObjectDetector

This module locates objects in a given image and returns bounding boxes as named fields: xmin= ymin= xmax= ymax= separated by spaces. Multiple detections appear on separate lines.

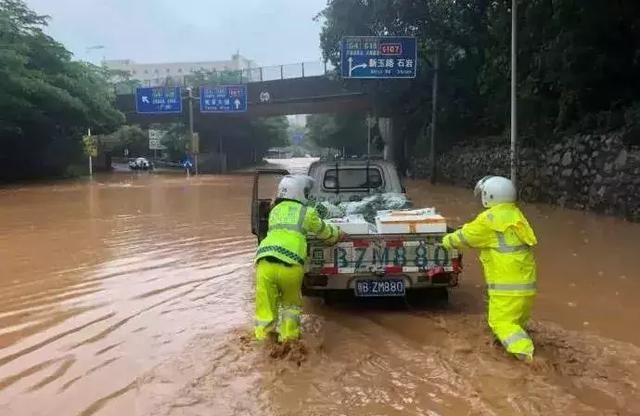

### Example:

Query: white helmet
xmin=474 ymin=175 xmax=516 ymax=208
xmin=277 ymin=175 xmax=315 ymax=204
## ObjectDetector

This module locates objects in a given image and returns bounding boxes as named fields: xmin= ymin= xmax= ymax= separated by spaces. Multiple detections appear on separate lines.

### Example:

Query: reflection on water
xmin=0 ymin=174 xmax=256 ymax=415
xmin=0 ymin=165 xmax=639 ymax=416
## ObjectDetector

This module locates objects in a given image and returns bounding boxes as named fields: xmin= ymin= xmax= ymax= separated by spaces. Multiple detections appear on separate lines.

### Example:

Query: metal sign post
xmin=192 ymin=132 xmax=200 ymax=176
xmin=187 ymin=87 xmax=196 ymax=175
xmin=83 ymin=128 xmax=97 ymax=178
xmin=430 ymin=52 xmax=439 ymax=184
xmin=510 ymin=0 xmax=518 ymax=188
xmin=88 ymin=128 xmax=92 ymax=177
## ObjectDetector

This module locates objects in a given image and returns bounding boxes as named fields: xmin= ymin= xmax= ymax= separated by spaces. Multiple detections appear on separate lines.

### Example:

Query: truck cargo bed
xmin=306 ymin=233 xmax=461 ymax=293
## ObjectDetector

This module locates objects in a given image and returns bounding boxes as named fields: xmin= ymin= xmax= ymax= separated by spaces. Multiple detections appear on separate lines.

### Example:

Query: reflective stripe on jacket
xmin=443 ymin=203 xmax=537 ymax=296
xmin=256 ymin=200 xmax=339 ymax=265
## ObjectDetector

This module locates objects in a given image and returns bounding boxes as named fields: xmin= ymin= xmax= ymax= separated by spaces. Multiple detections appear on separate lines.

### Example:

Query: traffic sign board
xmin=340 ymin=36 xmax=417 ymax=79
xmin=200 ymin=85 xmax=247 ymax=113
xmin=135 ymin=87 xmax=182 ymax=114
xmin=148 ymin=129 xmax=167 ymax=150
xmin=82 ymin=134 xmax=98 ymax=157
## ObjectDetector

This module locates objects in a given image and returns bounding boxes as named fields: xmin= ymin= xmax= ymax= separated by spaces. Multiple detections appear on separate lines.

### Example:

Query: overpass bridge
xmin=113 ymin=60 xmax=410 ymax=172
xmin=113 ymin=61 xmax=408 ymax=121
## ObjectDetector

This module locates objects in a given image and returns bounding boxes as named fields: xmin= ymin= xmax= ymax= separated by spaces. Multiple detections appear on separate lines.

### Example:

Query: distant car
xmin=128 ymin=157 xmax=153 ymax=171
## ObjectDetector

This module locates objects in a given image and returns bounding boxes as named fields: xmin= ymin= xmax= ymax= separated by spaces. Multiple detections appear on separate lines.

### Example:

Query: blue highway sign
xmin=340 ymin=36 xmax=417 ymax=79
xmin=135 ymin=87 xmax=182 ymax=114
xmin=200 ymin=85 xmax=247 ymax=113
xmin=292 ymin=132 xmax=304 ymax=145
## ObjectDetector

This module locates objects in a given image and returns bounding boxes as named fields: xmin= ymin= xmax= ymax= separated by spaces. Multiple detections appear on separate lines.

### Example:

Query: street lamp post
xmin=430 ymin=51 xmax=440 ymax=185
xmin=84 ymin=45 xmax=105 ymax=63
xmin=186 ymin=87 xmax=200 ymax=175
xmin=510 ymin=0 xmax=518 ymax=188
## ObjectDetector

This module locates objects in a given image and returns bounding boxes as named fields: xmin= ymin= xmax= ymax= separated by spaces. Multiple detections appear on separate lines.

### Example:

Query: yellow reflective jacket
xmin=443 ymin=203 xmax=537 ymax=296
xmin=256 ymin=200 xmax=339 ymax=265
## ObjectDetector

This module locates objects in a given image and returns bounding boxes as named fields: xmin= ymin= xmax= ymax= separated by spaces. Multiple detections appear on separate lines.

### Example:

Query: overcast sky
xmin=24 ymin=0 xmax=328 ymax=66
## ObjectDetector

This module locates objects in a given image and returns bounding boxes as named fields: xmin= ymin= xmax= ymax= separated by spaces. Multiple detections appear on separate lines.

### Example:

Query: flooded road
xmin=0 ymin=161 xmax=639 ymax=416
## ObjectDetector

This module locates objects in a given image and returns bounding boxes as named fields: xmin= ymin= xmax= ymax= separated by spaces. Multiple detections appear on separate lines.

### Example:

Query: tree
xmin=307 ymin=113 xmax=369 ymax=156
xmin=316 ymin=0 xmax=640 ymax=152
xmin=160 ymin=123 xmax=190 ymax=162
xmin=0 ymin=0 xmax=124 ymax=180
xmin=102 ymin=125 xmax=148 ymax=157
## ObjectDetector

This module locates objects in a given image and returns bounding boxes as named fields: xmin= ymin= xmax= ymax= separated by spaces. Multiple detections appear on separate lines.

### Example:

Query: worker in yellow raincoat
xmin=255 ymin=175 xmax=341 ymax=342
xmin=442 ymin=176 xmax=538 ymax=361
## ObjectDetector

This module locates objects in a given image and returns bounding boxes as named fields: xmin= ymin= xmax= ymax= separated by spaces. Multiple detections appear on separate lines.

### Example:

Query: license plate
xmin=309 ymin=239 xmax=453 ymax=273
xmin=354 ymin=279 xmax=405 ymax=297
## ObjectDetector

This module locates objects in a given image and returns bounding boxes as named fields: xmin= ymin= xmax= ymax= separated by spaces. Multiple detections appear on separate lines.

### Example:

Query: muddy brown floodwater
xmin=0 ymin=160 xmax=639 ymax=416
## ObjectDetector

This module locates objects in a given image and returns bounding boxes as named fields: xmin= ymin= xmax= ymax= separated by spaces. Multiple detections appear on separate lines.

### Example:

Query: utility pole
xmin=84 ymin=45 xmax=105 ymax=63
xmin=187 ymin=87 xmax=197 ymax=175
xmin=429 ymin=51 xmax=439 ymax=184
xmin=510 ymin=0 xmax=518 ymax=188
xmin=88 ymin=128 xmax=93 ymax=177
xmin=366 ymin=113 xmax=372 ymax=159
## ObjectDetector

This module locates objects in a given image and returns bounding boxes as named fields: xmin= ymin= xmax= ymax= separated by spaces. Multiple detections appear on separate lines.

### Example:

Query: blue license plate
xmin=354 ymin=279 xmax=405 ymax=297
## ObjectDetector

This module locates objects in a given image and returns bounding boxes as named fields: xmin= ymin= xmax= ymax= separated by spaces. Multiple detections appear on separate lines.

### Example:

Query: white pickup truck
xmin=251 ymin=160 xmax=462 ymax=304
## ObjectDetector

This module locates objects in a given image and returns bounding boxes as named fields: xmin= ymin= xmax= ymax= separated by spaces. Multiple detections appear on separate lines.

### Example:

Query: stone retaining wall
xmin=411 ymin=131 xmax=640 ymax=221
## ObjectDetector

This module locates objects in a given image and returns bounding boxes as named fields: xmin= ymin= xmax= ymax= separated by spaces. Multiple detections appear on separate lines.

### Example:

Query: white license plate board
xmin=309 ymin=238 xmax=453 ymax=273
xmin=354 ymin=279 xmax=405 ymax=297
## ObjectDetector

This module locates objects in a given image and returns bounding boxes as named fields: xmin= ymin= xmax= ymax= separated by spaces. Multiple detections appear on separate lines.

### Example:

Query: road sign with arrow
xmin=135 ymin=87 xmax=182 ymax=113
xmin=340 ymin=36 xmax=417 ymax=79
xmin=200 ymin=85 xmax=247 ymax=113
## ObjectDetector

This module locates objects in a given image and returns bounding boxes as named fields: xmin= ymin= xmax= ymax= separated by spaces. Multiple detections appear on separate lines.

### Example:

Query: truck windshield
xmin=323 ymin=168 xmax=383 ymax=190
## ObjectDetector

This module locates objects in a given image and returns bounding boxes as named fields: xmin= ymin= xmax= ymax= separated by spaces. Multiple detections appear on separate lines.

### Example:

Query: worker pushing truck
xmin=442 ymin=175 xmax=538 ymax=361
xmin=251 ymin=159 xmax=462 ymax=341
xmin=251 ymin=161 xmax=537 ymax=361
xmin=253 ymin=175 xmax=342 ymax=342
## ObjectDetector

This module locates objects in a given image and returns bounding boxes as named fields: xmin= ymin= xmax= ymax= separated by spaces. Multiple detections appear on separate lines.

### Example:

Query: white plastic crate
xmin=375 ymin=209 xmax=447 ymax=234
xmin=326 ymin=215 xmax=377 ymax=234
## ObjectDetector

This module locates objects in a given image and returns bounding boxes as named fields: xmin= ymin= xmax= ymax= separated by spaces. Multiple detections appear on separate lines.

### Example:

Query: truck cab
xmin=307 ymin=159 xmax=405 ymax=201
xmin=251 ymin=160 xmax=461 ymax=304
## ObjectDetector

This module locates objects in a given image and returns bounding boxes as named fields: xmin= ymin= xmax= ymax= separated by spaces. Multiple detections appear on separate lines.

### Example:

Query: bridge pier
xmin=379 ymin=117 xmax=393 ymax=161
xmin=378 ymin=117 xmax=408 ymax=174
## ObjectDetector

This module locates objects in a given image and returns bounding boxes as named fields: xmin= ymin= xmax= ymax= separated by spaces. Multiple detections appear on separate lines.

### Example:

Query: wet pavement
xmin=0 ymin=160 xmax=639 ymax=416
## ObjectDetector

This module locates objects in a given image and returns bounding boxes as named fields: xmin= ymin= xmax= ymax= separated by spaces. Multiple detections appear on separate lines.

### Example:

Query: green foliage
xmin=0 ymin=0 xmax=124 ymax=180
xmin=254 ymin=116 xmax=289 ymax=149
xmin=307 ymin=113 xmax=370 ymax=156
xmin=160 ymin=124 xmax=190 ymax=161
xmin=102 ymin=125 xmax=148 ymax=157
xmin=317 ymin=0 xmax=640 ymax=149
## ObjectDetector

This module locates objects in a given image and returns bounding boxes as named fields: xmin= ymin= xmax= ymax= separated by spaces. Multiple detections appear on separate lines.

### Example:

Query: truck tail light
xmin=320 ymin=267 xmax=338 ymax=275
xmin=451 ymin=255 xmax=463 ymax=274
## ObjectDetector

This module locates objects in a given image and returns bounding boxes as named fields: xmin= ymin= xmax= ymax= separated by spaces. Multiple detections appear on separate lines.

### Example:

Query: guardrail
xmin=114 ymin=60 xmax=336 ymax=94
